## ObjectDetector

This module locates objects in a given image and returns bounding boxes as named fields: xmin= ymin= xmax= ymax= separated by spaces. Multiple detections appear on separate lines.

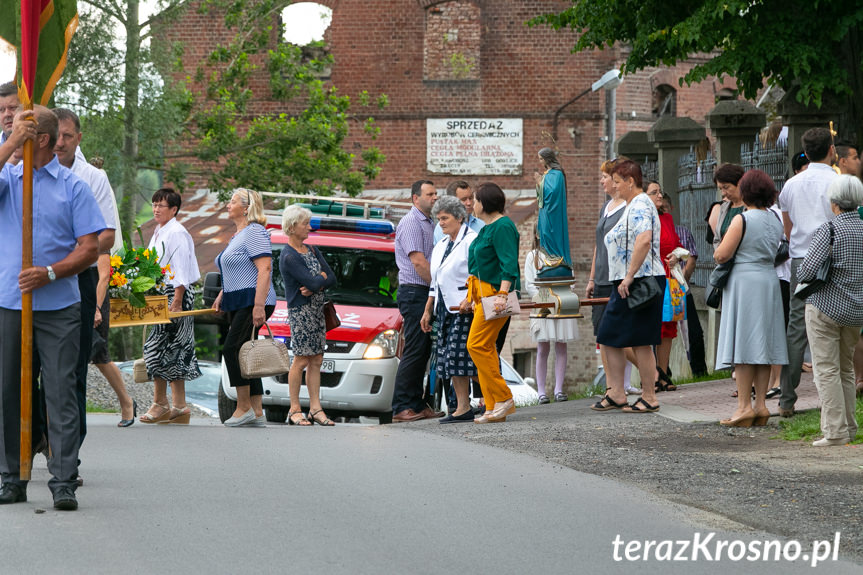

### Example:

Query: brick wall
xmin=160 ymin=0 xmax=736 ymax=392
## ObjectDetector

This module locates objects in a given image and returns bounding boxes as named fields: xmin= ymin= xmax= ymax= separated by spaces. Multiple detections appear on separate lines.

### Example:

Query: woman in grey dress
xmin=714 ymin=170 xmax=788 ymax=427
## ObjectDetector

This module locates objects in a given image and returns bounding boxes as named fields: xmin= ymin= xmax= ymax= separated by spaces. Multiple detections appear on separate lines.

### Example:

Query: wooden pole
xmin=20 ymin=134 xmax=34 ymax=481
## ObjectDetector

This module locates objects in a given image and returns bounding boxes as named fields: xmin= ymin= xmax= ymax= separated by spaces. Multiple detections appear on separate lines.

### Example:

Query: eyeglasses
xmin=646 ymin=190 xmax=661 ymax=196
xmin=152 ymin=203 xmax=172 ymax=209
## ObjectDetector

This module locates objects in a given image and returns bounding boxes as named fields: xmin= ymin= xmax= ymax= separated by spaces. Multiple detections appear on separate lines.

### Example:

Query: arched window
xmin=423 ymin=1 xmax=481 ymax=81
xmin=652 ymin=84 xmax=677 ymax=118
xmin=281 ymin=2 xmax=333 ymax=78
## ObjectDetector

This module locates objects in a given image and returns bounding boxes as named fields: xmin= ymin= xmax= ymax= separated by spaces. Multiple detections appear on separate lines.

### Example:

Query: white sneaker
xmin=812 ymin=437 xmax=847 ymax=447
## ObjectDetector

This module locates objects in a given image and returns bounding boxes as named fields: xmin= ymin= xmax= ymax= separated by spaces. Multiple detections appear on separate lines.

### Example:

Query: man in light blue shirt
xmin=0 ymin=107 xmax=104 ymax=511
xmin=433 ymin=180 xmax=484 ymax=243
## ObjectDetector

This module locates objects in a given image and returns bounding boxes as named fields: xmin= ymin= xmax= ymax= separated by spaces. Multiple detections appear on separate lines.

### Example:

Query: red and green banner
xmin=0 ymin=0 xmax=78 ymax=107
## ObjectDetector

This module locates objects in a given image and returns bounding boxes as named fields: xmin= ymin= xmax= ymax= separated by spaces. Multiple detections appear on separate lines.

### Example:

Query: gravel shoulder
xmin=414 ymin=398 xmax=863 ymax=563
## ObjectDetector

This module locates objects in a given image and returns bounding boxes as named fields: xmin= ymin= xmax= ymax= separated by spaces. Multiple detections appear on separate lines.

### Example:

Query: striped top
xmin=395 ymin=206 xmax=434 ymax=286
xmin=215 ymin=223 xmax=277 ymax=311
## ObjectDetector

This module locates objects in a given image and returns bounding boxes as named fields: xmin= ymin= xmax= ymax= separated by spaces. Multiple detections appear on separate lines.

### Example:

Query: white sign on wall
xmin=426 ymin=118 xmax=523 ymax=175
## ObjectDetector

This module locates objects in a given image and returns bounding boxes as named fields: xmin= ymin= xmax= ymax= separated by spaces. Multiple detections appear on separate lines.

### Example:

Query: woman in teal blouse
xmin=466 ymin=182 xmax=521 ymax=423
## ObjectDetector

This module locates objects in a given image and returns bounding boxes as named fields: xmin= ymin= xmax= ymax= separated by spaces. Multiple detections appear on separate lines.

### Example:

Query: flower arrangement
xmin=108 ymin=245 xmax=174 ymax=308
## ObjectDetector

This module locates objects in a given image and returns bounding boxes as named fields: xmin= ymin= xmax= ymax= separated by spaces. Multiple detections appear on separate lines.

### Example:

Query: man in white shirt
xmin=53 ymin=108 xmax=121 ymax=448
xmin=433 ymin=180 xmax=484 ymax=243
xmin=777 ymin=127 xmax=837 ymax=416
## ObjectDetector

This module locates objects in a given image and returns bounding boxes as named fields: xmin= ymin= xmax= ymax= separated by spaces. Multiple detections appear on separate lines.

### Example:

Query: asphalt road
xmin=2 ymin=415 xmax=860 ymax=575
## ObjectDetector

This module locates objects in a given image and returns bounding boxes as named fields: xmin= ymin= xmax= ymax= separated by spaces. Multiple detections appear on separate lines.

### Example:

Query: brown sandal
xmin=140 ymin=402 xmax=170 ymax=424
xmin=159 ymin=406 xmax=191 ymax=425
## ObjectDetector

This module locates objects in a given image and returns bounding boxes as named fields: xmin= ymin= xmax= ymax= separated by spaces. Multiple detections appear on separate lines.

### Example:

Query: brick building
xmin=163 ymin=0 xmax=739 ymax=391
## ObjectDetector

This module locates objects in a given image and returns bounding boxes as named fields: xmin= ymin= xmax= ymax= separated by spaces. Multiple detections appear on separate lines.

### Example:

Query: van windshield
xmin=272 ymin=246 xmax=399 ymax=308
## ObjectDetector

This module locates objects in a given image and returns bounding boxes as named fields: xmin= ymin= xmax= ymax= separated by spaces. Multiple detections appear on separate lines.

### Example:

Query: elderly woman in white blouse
xmin=140 ymin=188 xmax=202 ymax=424
xmin=421 ymin=196 xmax=478 ymax=423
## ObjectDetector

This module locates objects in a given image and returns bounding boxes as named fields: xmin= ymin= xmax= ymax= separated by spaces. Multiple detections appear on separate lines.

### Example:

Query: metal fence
xmin=641 ymin=159 xmax=659 ymax=184
xmin=741 ymin=140 xmax=789 ymax=193
xmin=676 ymin=150 xmax=717 ymax=287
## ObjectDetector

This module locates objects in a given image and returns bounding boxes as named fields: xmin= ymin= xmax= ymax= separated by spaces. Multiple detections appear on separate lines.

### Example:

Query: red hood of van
xmin=266 ymin=301 xmax=403 ymax=342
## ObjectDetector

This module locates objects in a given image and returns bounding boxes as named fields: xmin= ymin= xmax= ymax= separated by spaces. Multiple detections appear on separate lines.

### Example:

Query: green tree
xmin=55 ymin=0 xmax=190 ymax=238
xmin=530 ymin=1 xmax=863 ymax=139
xmin=167 ymin=0 xmax=386 ymax=198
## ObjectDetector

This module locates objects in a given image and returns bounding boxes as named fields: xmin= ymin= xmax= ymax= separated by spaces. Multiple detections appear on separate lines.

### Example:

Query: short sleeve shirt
xmin=604 ymin=193 xmax=664 ymax=281
xmin=215 ymin=223 xmax=277 ymax=311
xmin=0 ymin=158 xmax=105 ymax=310
xmin=778 ymin=163 xmax=836 ymax=258
xmin=395 ymin=206 xmax=434 ymax=286
xmin=148 ymin=218 xmax=200 ymax=288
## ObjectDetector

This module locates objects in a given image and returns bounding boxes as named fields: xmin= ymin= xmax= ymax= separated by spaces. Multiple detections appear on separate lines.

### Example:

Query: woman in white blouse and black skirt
xmin=140 ymin=188 xmax=202 ymax=424
xmin=592 ymin=161 xmax=666 ymax=414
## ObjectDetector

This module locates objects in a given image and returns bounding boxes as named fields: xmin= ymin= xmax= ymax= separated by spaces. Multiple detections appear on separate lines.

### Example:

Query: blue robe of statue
xmin=536 ymin=168 xmax=572 ymax=278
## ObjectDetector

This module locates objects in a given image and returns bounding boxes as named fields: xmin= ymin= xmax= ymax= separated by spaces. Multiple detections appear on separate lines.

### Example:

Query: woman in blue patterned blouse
xmin=213 ymin=188 xmax=277 ymax=427
xmin=592 ymin=160 xmax=666 ymax=414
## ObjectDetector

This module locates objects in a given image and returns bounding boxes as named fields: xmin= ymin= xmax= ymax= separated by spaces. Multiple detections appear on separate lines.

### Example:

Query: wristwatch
xmin=46 ymin=265 xmax=56 ymax=282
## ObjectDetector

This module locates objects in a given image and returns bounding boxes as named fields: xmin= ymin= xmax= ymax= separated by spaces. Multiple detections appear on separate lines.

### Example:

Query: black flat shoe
xmin=440 ymin=410 xmax=474 ymax=424
xmin=765 ymin=387 xmax=781 ymax=399
xmin=118 ymin=400 xmax=138 ymax=428
xmin=0 ymin=483 xmax=26 ymax=504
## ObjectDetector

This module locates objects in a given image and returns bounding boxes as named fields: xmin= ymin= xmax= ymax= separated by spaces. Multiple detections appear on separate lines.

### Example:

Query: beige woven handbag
xmin=133 ymin=329 xmax=150 ymax=383
xmin=238 ymin=323 xmax=291 ymax=379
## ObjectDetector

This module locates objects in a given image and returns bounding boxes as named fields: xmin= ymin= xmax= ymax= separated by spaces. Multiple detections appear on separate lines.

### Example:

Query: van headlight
xmin=363 ymin=329 xmax=399 ymax=359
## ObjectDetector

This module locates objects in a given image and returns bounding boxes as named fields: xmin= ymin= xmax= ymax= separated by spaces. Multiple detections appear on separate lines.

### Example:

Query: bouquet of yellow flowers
xmin=108 ymin=244 xmax=174 ymax=308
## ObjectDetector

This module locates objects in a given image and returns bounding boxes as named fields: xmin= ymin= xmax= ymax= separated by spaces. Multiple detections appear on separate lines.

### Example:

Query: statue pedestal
xmin=531 ymin=276 xmax=582 ymax=318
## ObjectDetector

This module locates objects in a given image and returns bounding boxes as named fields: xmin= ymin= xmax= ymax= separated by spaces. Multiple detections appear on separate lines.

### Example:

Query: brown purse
xmin=323 ymin=301 xmax=341 ymax=331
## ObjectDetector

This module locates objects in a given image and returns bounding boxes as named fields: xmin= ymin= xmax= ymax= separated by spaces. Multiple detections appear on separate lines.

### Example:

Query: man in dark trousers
xmin=391 ymin=180 xmax=441 ymax=422
xmin=0 ymin=107 xmax=104 ymax=510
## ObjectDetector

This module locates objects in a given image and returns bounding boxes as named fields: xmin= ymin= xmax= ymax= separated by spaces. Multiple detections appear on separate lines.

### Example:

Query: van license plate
xmin=320 ymin=360 xmax=335 ymax=373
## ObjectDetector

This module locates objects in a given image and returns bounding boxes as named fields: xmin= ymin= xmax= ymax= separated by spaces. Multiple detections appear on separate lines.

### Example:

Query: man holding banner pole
xmin=0 ymin=107 xmax=103 ymax=510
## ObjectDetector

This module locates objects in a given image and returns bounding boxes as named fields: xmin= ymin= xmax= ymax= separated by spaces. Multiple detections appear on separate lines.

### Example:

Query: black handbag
xmin=624 ymin=202 xmax=661 ymax=310
xmin=628 ymin=276 xmax=661 ymax=310
xmin=705 ymin=286 xmax=723 ymax=309
xmin=794 ymin=222 xmax=834 ymax=300
xmin=706 ymin=213 xmax=746 ymax=309
xmin=770 ymin=210 xmax=790 ymax=265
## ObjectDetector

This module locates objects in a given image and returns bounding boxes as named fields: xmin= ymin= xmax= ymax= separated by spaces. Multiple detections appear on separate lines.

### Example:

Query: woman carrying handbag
xmin=465 ymin=182 xmax=521 ymax=424
xmin=279 ymin=205 xmax=338 ymax=426
xmin=213 ymin=188 xmax=277 ymax=427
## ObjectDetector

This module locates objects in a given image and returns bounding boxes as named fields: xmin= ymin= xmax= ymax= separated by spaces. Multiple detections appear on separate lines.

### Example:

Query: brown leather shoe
xmin=778 ymin=407 xmax=795 ymax=418
xmin=418 ymin=407 xmax=445 ymax=420
xmin=393 ymin=409 xmax=423 ymax=422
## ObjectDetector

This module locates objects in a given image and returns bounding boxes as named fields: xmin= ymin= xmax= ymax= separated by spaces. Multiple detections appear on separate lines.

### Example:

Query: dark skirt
xmin=596 ymin=276 xmax=666 ymax=348
xmin=436 ymin=311 xmax=477 ymax=380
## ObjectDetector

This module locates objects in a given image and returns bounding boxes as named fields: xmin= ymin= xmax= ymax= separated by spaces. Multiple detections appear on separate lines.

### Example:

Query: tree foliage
xmin=529 ymin=0 xmax=863 ymax=110
xmin=168 ymin=0 xmax=387 ymax=198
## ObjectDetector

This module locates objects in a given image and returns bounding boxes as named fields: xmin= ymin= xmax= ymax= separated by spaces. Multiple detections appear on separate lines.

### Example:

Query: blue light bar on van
xmin=310 ymin=216 xmax=395 ymax=235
